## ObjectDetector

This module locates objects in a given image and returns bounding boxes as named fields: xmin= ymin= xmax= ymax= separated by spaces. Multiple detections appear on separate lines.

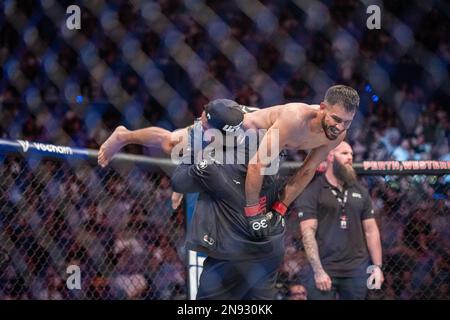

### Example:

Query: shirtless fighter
xmin=241 ymin=85 xmax=360 ymax=238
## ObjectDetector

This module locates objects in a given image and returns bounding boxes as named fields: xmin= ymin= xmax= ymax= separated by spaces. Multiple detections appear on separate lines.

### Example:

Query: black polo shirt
xmin=294 ymin=174 xmax=376 ymax=277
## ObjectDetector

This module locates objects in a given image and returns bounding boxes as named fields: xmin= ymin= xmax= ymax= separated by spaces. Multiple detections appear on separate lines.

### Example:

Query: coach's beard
xmin=333 ymin=160 xmax=357 ymax=186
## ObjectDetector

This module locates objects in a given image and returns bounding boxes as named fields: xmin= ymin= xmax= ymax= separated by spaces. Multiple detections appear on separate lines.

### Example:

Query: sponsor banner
xmin=17 ymin=140 xmax=74 ymax=155
xmin=362 ymin=161 xmax=450 ymax=172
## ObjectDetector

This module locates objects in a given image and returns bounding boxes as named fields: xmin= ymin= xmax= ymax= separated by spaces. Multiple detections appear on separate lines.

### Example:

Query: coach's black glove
xmin=245 ymin=201 xmax=287 ymax=239
xmin=245 ymin=205 xmax=271 ymax=238
xmin=267 ymin=201 xmax=287 ymax=236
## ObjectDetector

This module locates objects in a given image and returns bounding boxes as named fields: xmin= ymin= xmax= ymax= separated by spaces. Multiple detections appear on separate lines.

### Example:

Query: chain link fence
xmin=0 ymin=146 xmax=187 ymax=300
xmin=0 ymin=141 xmax=449 ymax=299
xmin=1 ymin=0 xmax=449 ymax=301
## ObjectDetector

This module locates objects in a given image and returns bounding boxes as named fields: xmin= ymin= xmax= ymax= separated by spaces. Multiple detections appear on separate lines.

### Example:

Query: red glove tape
xmin=272 ymin=201 xmax=287 ymax=216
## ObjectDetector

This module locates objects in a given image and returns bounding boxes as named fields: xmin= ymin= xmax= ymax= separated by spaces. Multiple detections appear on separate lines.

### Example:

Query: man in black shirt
xmin=294 ymin=142 xmax=384 ymax=299
xmin=171 ymin=110 xmax=287 ymax=300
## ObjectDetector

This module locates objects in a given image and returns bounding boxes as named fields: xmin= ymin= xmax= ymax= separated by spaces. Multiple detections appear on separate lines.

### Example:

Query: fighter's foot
xmin=98 ymin=126 xmax=128 ymax=167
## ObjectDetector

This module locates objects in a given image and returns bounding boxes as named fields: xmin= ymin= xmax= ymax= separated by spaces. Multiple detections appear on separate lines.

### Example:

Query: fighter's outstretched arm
xmin=244 ymin=126 xmax=280 ymax=206
xmin=244 ymin=112 xmax=295 ymax=207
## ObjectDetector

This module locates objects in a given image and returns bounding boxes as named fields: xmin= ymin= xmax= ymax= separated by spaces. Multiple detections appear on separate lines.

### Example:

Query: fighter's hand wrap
xmin=244 ymin=201 xmax=287 ymax=239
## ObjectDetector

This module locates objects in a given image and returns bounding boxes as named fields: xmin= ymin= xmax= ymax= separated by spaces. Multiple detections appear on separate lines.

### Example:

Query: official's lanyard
xmin=330 ymin=188 xmax=349 ymax=229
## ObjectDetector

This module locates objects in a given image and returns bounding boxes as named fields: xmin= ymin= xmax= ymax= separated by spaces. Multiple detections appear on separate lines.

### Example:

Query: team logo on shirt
xmin=222 ymin=122 xmax=243 ymax=133
xmin=203 ymin=234 xmax=215 ymax=246
xmin=196 ymin=159 xmax=208 ymax=170
xmin=352 ymin=192 xmax=362 ymax=198
xmin=240 ymin=105 xmax=260 ymax=114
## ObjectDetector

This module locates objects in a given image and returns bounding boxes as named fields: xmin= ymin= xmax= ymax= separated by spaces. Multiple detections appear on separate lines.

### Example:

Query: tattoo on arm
xmin=302 ymin=224 xmax=325 ymax=274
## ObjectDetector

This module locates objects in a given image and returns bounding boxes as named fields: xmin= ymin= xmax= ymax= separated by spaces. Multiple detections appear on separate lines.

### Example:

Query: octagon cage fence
xmin=0 ymin=139 xmax=448 ymax=300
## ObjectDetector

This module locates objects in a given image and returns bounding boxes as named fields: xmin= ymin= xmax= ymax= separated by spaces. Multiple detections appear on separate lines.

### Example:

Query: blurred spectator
xmin=287 ymin=284 xmax=308 ymax=300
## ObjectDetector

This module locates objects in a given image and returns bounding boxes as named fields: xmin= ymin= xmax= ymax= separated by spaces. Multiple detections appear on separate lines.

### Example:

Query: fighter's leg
xmin=98 ymin=125 xmax=172 ymax=167
xmin=163 ymin=127 xmax=190 ymax=155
